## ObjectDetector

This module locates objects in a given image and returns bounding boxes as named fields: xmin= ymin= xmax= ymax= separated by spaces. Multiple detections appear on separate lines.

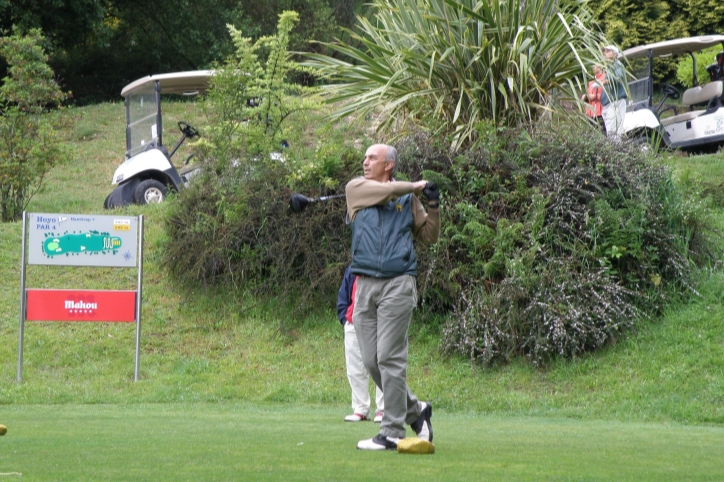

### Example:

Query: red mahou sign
xmin=26 ymin=289 xmax=136 ymax=322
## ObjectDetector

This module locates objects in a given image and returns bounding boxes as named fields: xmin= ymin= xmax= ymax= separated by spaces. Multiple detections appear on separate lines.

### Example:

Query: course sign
xmin=26 ymin=289 xmax=136 ymax=322
xmin=27 ymin=213 xmax=138 ymax=267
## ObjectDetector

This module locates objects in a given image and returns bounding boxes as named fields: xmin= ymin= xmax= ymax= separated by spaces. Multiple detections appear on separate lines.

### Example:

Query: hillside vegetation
xmin=0 ymin=101 xmax=723 ymax=426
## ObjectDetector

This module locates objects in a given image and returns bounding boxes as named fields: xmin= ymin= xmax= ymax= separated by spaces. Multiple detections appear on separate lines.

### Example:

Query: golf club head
xmin=290 ymin=193 xmax=312 ymax=213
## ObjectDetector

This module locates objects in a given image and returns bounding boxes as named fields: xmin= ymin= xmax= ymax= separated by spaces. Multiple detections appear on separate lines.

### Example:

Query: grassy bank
xmin=0 ymin=102 xmax=723 ymax=427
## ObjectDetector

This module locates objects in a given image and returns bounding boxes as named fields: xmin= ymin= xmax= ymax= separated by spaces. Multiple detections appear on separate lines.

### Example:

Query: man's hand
xmin=412 ymin=180 xmax=427 ymax=196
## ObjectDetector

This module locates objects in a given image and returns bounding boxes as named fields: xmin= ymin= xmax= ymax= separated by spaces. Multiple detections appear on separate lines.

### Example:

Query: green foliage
xmin=161 ymin=140 xmax=359 ymax=310
xmin=588 ymin=0 xmax=688 ymax=52
xmin=0 ymin=28 xmax=65 ymax=108
xmin=162 ymin=12 xmax=351 ymax=309
xmin=304 ymin=0 xmax=607 ymax=149
xmin=397 ymin=125 xmax=716 ymax=367
xmin=679 ymin=0 xmax=724 ymax=38
xmin=588 ymin=0 xmax=724 ymax=85
xmin=4 ymin=0 xmax=106 ymax=51
xmin=197 ymin=11 xmax=317 ymax=164
xmin=0 ymin=28 xmax=69 ymax=222
xmin=6 ymin=0 xmax=341 ymax=102
xmin=676 ymin=46 xmax=722 ymax=88
xmin=587 ymin=0 xmax=692 ymax=84
xmin=165 ymin=105 xmax=718 ymax=367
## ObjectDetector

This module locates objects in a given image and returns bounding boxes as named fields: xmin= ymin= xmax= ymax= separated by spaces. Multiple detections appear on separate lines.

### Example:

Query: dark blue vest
xmin=350 ymin=193 xmax=417 ymax=278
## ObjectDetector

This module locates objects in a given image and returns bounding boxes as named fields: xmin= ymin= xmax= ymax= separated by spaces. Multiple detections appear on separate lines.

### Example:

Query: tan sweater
xmin=345 ymin=177 xmax=440 ymax=244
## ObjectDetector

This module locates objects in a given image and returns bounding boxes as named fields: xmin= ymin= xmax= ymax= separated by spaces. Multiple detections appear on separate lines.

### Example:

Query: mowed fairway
xmin=1 ymin=403 xmax=722 ymax=481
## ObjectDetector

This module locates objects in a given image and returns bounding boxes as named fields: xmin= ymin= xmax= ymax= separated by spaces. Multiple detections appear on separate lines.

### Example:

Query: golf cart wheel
xmin=134 ymin=179 xmax=167 ymax=204
xmin=630 ymin=134 xmax=660 ymax=155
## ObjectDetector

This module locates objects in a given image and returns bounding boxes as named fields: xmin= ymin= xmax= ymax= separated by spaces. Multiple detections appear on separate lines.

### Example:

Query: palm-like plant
xmin=304 ymin=0 xmax=606 ymax=150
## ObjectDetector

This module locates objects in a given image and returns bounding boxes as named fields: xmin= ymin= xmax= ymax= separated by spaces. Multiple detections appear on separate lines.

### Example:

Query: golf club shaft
xmin=314 ymin=194 xmax=346 ymax=202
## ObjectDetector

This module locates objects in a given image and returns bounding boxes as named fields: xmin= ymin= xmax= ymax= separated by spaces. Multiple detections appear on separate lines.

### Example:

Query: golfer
xmin=345 ymin=143 xmax=440 ymax=450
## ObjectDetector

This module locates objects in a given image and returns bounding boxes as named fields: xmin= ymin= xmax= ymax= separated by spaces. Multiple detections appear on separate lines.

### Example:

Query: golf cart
xmin=622 ymin=35 xmax=724 ymax=152
xmin=103 ymin=70 xmax=213 ymax=209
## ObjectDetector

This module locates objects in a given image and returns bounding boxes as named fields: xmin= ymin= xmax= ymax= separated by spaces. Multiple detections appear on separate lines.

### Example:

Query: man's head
xmin=603 ymin=45 xmax=619 ymax=60
xmin=363 ymin=144 xmax=397 ymax=182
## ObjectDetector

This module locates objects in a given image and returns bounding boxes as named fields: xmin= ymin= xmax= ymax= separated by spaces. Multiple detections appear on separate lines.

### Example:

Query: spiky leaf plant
xmin=304 ymin=0 xmax=606 ymax=149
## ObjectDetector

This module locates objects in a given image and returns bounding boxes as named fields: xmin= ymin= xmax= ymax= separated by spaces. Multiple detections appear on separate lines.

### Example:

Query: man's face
xmin=363 ymin=144 xmax=392 ymax=182
xmin=603 ymin=48 xmax=615 ymax=60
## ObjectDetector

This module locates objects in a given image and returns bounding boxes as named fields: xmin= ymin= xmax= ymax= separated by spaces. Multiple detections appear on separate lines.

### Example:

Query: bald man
xmin=345 ymin=143 xmax=440 ymax=450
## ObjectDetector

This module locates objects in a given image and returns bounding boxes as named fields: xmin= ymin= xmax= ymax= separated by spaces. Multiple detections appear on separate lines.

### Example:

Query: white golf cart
xmin=622 ymin=35 xmax=724 ymax=152
xmin=104 ymin=70 xmax=213 ymax=209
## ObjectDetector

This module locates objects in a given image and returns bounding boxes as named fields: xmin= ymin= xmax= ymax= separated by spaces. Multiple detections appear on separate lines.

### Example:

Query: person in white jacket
xmin=337 ymin=265 xmax=384 ymax=423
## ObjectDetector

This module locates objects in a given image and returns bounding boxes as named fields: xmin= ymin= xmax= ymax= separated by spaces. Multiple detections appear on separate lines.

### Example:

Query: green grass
xmin=1 ymin=102 xmax=724 ymax=479
xmin=1 ymin=403 xmax=722 ymax=481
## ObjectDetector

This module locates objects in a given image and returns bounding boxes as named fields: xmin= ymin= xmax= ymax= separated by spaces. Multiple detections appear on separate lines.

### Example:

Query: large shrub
xmin=162 ymin=142 xmax=359 ymax=306
xmin=162 ymin=12 xmax=356 ymax=311
xmin=396 ymin=125 xmax=715 ymax=366
xmin=164 ymin=113 xmax=717 ymax=365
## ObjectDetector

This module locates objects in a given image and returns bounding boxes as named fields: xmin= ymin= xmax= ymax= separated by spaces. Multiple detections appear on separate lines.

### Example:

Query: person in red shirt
xmin=582 ymin=65 xmax=606 ymax=133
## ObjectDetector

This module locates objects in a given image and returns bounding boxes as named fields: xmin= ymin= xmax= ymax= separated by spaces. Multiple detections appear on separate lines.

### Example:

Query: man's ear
xmin=384 ymin=161 xmax=395 ymax=172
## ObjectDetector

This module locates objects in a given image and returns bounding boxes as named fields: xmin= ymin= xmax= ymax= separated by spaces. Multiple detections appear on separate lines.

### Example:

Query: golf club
xmin=290 ymin=193 xmax=346 ymax=213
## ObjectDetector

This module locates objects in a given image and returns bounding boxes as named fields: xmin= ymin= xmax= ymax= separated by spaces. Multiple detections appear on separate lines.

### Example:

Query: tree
xmin=3 ymin=0 xmax=107 ymax=51
xmin=676 ymin=0 xmax=724 ymax=38
xmin=1 ymin=0 xmax=341 ymax=102
xmin=588 ymin=0 xmax=688 ymax=51
xmin=304 ymin=0 xmax=606 ymax=150
xmin=162 ymin=12 xmax=332 ymax=295
xmin=198 ymin=11 xmax=317 ymax=163
xmin=0 ymin=28 xmax=69 ymax=222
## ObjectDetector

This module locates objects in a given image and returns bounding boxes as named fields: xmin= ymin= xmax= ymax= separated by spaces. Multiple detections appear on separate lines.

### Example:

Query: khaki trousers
xmin=602 ymin=98 xmax=627 ymax=142
xmin=353 ymin=275 xmax=421 ymax=439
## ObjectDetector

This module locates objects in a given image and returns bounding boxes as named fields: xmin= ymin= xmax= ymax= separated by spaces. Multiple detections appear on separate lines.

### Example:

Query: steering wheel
xmin=660 ymin=83 xmax=681 ymax=100
xmin=706 ymin=96 xmax=722 ymax=112
xmin=178 ymin=121 xmax=199 ymax=138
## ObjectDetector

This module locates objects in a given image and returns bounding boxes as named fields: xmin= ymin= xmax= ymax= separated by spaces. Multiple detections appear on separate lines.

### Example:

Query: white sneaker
xmin=373 ymin=411 xmax=383 ymax=423
xmin=411 ymin=402 xmax=433 ymax=442
xmin=344 ymin=413 xmax=369 ymax=422
xmin=357 ymin=434 xmax=401 ymax=450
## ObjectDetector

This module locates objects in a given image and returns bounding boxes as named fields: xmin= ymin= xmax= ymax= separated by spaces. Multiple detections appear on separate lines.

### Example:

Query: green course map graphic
xmin=43 ymin=231 xmax=122 ymax=257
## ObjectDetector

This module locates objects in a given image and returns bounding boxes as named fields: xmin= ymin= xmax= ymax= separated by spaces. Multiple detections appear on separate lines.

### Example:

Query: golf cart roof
xmin=121 ymin=70 xmax=215 ymax=98
xmin=623 ymin=35 xmax=724 ymax=60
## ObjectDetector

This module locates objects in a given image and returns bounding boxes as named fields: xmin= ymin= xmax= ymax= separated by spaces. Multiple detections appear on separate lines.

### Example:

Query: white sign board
xmin=26 ymin=213 xmax=139 ymax=267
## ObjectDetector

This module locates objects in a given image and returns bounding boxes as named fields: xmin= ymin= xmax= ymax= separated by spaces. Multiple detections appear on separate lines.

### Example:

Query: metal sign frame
xmin=17 ymin=212 xmax=145 ymax=382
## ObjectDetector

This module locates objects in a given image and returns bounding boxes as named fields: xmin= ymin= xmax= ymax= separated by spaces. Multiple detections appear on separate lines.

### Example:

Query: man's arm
xmin=345 ymin=178 xmax=422 ymax=221
xmin=411 ymin=195 xmax=440 ymax=244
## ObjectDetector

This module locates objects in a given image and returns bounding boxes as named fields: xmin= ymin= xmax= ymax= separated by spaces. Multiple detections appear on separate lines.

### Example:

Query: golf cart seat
xmin=660 ymin=81 xmax=724 ymax=126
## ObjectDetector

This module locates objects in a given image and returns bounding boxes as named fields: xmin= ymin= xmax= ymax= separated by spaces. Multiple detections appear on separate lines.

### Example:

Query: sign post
xmin=135 ymin=215 xmax=144 ymax=382
xmin=18 ymin=212 xmax=144 ymax=381
xmin=17 ymin=215 xmax=28 ymax=383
